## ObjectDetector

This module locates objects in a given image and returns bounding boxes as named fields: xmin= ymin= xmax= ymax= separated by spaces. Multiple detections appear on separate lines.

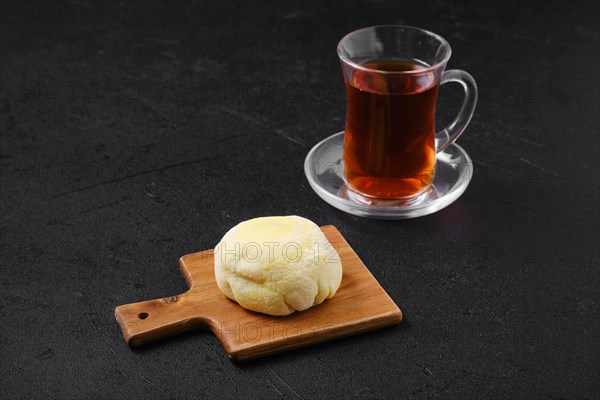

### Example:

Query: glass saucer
xmin=304 ymin=132 xmax=473 ymax=219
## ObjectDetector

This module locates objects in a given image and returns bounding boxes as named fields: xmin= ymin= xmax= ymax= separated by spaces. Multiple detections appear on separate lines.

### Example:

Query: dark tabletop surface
xmin=1 ymin=0 xmax=599 ymax=399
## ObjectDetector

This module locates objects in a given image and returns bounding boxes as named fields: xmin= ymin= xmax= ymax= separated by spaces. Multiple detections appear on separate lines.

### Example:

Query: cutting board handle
xmin=114 ymin=292 xmax=209 ymax=347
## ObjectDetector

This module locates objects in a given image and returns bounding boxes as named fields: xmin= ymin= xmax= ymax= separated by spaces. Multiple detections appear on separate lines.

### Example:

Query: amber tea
xmin=342 ymin=58 xmax=439 ymax=199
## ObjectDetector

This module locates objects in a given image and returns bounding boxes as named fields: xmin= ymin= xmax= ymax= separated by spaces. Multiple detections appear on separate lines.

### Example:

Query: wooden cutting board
xmin=115 ymin=225 xmax=402 ymax=362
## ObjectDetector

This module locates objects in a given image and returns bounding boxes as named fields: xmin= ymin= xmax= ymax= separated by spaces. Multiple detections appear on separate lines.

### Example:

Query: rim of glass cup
xmin=337 ymin=25 xmax=452 ymax=75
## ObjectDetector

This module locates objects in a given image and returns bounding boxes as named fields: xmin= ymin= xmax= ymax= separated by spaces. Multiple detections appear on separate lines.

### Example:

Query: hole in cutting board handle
xmin=138 ymin=312 xmax=149 ymax=319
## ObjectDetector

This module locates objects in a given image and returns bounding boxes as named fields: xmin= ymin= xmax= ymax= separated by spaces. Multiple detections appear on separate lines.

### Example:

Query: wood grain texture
xmin=115 ymin=225 xmax=402 ymax=361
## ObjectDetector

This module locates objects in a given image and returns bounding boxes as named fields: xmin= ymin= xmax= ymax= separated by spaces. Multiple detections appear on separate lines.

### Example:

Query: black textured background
xmin=1 ymin=1 xmax=599 ymax=399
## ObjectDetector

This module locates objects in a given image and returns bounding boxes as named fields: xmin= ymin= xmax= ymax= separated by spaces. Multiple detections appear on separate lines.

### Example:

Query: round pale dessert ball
xmin=214 ymin=216 xmax=343 ymax=316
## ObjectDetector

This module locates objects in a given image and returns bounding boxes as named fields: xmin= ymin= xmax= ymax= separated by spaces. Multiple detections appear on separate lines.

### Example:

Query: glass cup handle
xmin=435 ymin=70 xmax=478 ymax=153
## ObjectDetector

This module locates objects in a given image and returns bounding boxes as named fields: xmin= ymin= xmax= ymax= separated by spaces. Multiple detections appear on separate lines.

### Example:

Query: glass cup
xmin=338 ymin=25 xmax=477 ymax=204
